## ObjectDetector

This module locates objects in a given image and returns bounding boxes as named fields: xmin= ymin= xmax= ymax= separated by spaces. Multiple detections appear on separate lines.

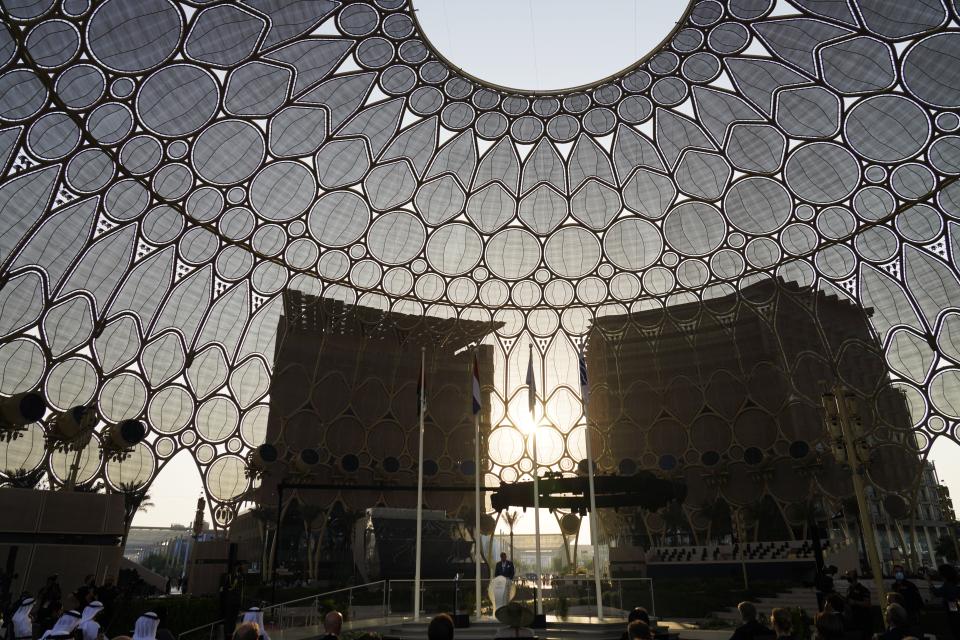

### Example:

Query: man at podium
xmin=495 ymin=553 xmax=515 ymax=580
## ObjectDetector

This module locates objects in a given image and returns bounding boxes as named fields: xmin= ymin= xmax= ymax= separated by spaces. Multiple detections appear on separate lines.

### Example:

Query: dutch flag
xmin=472 ymin=352 xmax=482 ymax=416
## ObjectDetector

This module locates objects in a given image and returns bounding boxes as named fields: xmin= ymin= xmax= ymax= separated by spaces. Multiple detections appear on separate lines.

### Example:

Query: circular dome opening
xmin=411 ymin=0 xmax=692 ymax=93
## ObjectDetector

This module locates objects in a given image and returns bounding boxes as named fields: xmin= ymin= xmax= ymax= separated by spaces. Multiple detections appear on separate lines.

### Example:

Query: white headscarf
xmin=11 ymin=597 xmax=35 ymax=640
xmin=78 ymin=601 xmax=103 ymax=640
xmin=132 ymin=612 xmax=159 ymax=640
xmin=40 ymin=610 xmax=81 ymax=640
xmin=241 ymin=607 xmax=270 ymax=640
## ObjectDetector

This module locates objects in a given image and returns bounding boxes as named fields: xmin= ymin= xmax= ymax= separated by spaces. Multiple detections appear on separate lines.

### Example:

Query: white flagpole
xmin=580 ymin=345 xmax=604 ymax=620
xmin=474 ymin=403 xmax=482 ymax=620
xmin=414 ymin=346 xmax=425 ymax=621
xmin=528 ymin=344 xmax=544 ymax=619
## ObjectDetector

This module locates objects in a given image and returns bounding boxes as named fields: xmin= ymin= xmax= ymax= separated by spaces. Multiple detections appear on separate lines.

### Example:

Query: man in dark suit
xmin=494 ymin=553 xmax=515 ymax=580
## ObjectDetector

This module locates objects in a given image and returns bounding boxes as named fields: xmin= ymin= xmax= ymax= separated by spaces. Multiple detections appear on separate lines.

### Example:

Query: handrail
xmin=261 ymin=580 xmax=387 ymax=611
xmin=176 ymin=580 xmax=388 ymax=640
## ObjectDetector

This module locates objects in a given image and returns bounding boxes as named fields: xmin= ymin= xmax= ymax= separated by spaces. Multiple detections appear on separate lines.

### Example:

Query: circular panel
xmin=784 ymin=143 xmax=861 ymax=204
xmin=663 ymin=202 xmax=726 ymax=256
xmin=88 ymin=0 xmax=182 ymax=73
xmin=250 ymin=161 xmax=317 ymax=221
xmin=206 ymin=455 xmax=250 ymax=501
xmin=196 ymin=395 xmax=239 ymax=442
xmin=844 ymin=95 xmax=929 ymax=163
xmin=367 ymin=211 xmax=425 ymax=264
xmin=137 ymin=64 xmax=219 ymax=137
xmin=486 ymin=229 xmax=541 ymax=280
xmin=105 ymin=443 xmax=154 ymax=490
xmin=308 ymin=191 xmax=370 ymax=247
xmin=192 ymin=120 xmax=265 ymax=185
xmin=544 ymin=227 xmax=601 ymax=278
xmin=0 ymin=70 xmax=48 ymax=121
xmin=724 ymin=177 xmax=792 ymax=235
xmin=489 ymin=426 xmax=524 ymax=466
xmin=604 ymin=219 xmax=663 ymax=270
xmin=426 ymin=223 xmax=483 ymax=275
xmin=99 ymin=373 xmax=147 ymax=422
xmin=148 ymin=385 xmax=194 ymax=434
xmin=903 ymin=33 xmax=960 ymax=108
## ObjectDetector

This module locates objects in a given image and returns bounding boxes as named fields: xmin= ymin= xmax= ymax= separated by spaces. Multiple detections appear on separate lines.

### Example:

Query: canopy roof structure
xmin=1 ymin=0 xmax=959 ymax=526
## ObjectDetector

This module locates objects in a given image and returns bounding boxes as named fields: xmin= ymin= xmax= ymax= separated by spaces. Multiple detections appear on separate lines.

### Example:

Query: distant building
xmin=235 ymin=291 xmax=500 ymax=579
xmin=586 ymin=278 xmax=945 ymax=567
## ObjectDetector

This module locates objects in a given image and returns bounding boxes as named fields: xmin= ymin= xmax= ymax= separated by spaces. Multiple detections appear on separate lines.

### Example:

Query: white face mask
xmin=895 ymin=572 xmax=905 ymax=580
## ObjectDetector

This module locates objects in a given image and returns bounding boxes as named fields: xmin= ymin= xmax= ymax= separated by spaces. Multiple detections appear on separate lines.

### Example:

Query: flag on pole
xmin=471 ymin=352 xmax=482 ymax=416
xmin=417 ymin=357 xmax=426 ymax=417
xmin=526 ymin=344 xmax=536 ymax=416
xmin=578 ymin=346 xmax=589 ymax=405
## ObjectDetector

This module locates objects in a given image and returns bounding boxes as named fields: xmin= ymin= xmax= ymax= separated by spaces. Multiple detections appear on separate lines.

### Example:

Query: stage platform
xmin=265 ymin=615 xmax=688 ymax=640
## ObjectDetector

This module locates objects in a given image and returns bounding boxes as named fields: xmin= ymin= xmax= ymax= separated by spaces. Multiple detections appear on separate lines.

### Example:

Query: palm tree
xmin=116 ymin=481 xmax=152 ymax=548
xmin=250 ymin=506 xmax=277 ymax=579
xmin=504 ymin=511 xmax=521 ymax=558
xmin=300 ymin=503 xmax=326 ymax=581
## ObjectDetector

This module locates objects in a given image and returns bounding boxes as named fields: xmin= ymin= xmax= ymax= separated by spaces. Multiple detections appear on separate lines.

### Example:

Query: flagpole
xmin=474 ymin=400 xmax=482 ymax=620
xmin=414 ymin=346 xmax=425 ymax=621
xmin=528 ymin=344 xmax=544 ymax=621
xmin=580 ymin=345 xmax=604 ymax=620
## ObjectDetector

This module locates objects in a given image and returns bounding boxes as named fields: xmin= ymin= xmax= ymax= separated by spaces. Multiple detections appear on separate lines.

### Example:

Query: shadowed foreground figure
xmin=231 ymin=623 xmax=259 ymax=640
xmin=428 ymin=614 xmax=454 ymax=640
xmin=729 ymin=602 xmax=775 ymax=640
xmin=320 ymin=611 xmax=342 ymax=640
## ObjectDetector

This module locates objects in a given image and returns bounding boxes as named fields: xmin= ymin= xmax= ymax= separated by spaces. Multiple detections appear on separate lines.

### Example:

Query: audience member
xmin=620 ymin=607 xmax=651 ymax=640
xmin=218 ymin=566 xmax=244 ymax=638
xmin=36 ymin=576 xmax=62 ymax=633
xmin=627 ymin=620 xmax=652 ymax=640
xmin=153 ymin=608 xmax=174 ymax=640
xmin=771 ymin=608 xmax=793 ymax=640
xmin=889 ymin=566 xmax=922 ymax=626
xmin=231 ymin=623 xmax=259 ymax=640
xmin=874 ymin=603 xmax=910 ymax=640
xmin=844 ymin=571 xmax=873 ymax=640
xmin=815 ymin=612 xmax=845 ymax=640
xmin=10 ymin=596 xmax=35 ymax=640
xmin=40 ymin=610 xmax=81 ymax=640
xmin=241 ymin=607 xmax=269 ymax=640
xmin=729 ymin=602 xmax=774 ymax=640
xmin=74 ymin=576 xmax=97 ymax=611
xmin=132 ymin=612 xmax=158 ymax=640
xmin=927 ymin=564 xmax=960 ymax=640
xmin=78 ymin=601 xmax=103 ymax=640
xmin=816 ymin=567 xmax=838 ymax=612
xmin=884 ymin=594 xmax=903 ymax=607
xmin=320 ymin=611 xmax=342 ymax=640
xmin=427 ymin=614 xmax=454 ymax=640
xmin=824 ymin=594 xmax=846 ymax=616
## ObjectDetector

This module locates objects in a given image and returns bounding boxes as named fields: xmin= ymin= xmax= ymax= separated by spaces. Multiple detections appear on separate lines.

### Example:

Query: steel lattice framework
xmin=0 ymin=0 xmax=959 ymax=529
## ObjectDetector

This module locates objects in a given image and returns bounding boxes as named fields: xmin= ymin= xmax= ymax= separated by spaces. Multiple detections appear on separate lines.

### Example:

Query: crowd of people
xmin=729 ymin=564 xmax=960 ymax=640
xmin=0 ymin=574 xmax=124 ymax=640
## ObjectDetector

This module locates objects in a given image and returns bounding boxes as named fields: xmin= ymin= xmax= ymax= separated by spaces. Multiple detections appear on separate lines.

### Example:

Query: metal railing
xmin=176 ymin=576 xmax=652 ymax=639
xmin=386 ymin=576 xmax=654 ymax=620
xmin=176 ymin=580 xmax=388 ymax=640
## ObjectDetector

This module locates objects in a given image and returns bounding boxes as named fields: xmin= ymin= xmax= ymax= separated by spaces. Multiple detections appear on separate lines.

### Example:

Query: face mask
xmin=895 ymin=572 xmax=904 ymax=581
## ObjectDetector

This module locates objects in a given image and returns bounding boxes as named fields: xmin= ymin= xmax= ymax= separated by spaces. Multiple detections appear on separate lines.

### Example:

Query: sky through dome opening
xmin=411 ymin=0 xmax=691 ymax=92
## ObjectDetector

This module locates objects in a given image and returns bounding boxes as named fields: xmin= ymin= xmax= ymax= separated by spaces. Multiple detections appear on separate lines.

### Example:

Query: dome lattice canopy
xmin=0 ymin=0 xmax=959 ymax=526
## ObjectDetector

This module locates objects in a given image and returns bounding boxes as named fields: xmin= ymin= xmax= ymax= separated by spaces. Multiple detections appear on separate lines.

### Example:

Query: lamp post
xmin=821 ymin=385 xmax=885 ymax=599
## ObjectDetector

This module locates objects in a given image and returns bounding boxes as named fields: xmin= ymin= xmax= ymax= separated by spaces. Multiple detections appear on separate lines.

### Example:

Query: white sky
xmin=134 ymin=0 xmax=960 ymax=534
